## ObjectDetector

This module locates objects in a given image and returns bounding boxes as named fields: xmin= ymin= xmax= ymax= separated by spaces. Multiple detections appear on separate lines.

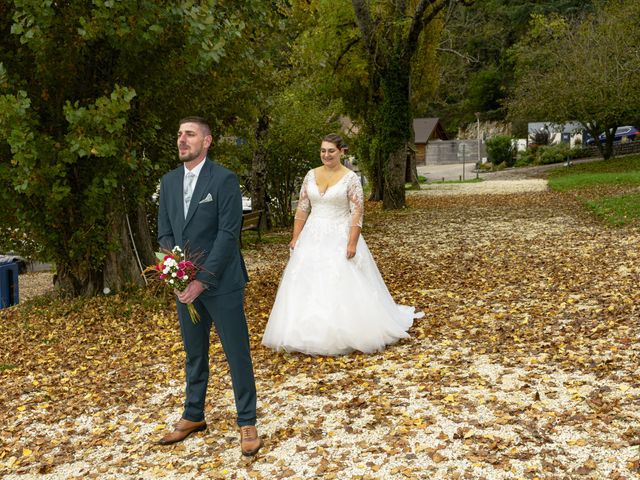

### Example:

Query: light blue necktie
xmin=184 ymin=171 xmax=196 ymax=218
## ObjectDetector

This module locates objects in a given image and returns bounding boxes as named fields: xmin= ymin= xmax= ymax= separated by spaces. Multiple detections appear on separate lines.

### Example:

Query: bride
xmin=261 ymin=134 xmax=424 ymax=356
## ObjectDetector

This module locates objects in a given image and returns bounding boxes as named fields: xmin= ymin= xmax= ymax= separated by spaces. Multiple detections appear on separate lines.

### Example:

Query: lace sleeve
xmin=346 ymin=172 xmax=364 ymax=228
xmin=294 ymin=170 xmax=312 ymax=222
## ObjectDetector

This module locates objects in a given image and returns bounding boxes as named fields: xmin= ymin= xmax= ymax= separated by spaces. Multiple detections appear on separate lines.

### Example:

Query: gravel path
xmin=3 ymin=174 xmax=639 ymax=480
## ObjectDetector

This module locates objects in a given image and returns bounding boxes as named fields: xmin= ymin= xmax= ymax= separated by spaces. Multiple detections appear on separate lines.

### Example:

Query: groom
xmin=156 ymin=116 xmax=261 ymax=456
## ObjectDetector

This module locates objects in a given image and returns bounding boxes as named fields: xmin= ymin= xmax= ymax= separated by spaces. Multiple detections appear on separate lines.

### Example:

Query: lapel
xmin=184 ymin=159 xmax=213 ymax=228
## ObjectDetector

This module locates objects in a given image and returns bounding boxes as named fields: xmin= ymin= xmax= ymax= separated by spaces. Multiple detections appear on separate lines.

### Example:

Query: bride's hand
xmin=346 ymin=244 xmax=356 ymax=259
xmin=288 ymin=239 xmax=297 ymax=250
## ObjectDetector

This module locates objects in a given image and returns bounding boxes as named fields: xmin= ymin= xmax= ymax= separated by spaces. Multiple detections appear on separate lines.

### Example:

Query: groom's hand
xmin=176 ymin=280 xmax=205 ymax=304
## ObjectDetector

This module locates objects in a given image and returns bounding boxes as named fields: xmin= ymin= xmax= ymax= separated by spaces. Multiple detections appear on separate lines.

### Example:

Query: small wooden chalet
xmin=413 ymin=118 xmax=448 ymax=165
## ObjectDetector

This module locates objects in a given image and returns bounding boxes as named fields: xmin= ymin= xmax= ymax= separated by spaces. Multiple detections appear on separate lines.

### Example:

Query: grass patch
xmin=0 ymin=364 xmax=17 ymax=371
xmin=548 ymin=171 xmax=640 ymax=192
xmin=548 ymin=155 xmax=640 ymax=186
xmin=587 ymin=193 xmax=640 ymax=226
xmin=547 ymin=154 xmax=640 ymax=226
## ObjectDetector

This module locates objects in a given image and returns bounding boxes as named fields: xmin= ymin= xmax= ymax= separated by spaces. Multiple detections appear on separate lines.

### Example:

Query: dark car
xmin=584 ymin=125 xmax=639 ymax=145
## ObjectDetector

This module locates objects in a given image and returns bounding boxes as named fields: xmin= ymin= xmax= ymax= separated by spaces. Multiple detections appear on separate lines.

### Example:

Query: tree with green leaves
xmin=0 ymin=0 xmax=271 ymax=296
xmin=431 ymin=0 xmax=594 ymax=133
xmin=508 ymin=0 xmax=640 ymax=160
xmin=350 ymin=0 xmax=474 ymax=209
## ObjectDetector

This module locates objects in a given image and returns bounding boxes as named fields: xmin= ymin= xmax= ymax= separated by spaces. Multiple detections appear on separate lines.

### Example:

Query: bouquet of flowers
xmin=145 ymin=246 xmax=201 ymax=323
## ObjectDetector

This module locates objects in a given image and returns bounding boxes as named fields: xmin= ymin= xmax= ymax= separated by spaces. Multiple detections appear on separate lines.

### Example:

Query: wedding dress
xmin=262 ymin=169 xmax=424 ymax=356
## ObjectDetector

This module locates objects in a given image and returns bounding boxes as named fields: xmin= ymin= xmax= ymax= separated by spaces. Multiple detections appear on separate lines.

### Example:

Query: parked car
xmin=584 ymin=125 xmax=639 ymax=145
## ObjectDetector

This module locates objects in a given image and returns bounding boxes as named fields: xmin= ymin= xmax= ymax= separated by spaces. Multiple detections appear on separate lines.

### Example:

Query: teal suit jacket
xmin=157 ymin=158 xmax=249 ymax=296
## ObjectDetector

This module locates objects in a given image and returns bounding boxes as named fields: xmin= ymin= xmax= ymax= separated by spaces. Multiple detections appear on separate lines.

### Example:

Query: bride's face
xmin=320 ymin=141 xmax=342 ymax=167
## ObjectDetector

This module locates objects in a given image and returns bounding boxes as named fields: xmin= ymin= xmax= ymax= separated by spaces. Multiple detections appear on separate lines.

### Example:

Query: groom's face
xmin=177 ymin=122 xmax=212 ymax=163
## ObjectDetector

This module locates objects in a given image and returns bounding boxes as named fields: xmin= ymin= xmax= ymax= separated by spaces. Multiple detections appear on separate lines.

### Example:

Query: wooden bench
xmin=240 ymin=210 xmax=263 ymax=247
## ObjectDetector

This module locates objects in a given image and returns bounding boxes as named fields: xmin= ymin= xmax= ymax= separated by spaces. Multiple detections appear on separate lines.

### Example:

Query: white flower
xmin=184 ymin=275 xmax=189 ymax=280
xmin=163 ymin=267 xmax=170 ymax=274
xmin=169 ymin=279 xmax=174 ymax=284
xmin=171 ymin=272 xmax=177 ymax=277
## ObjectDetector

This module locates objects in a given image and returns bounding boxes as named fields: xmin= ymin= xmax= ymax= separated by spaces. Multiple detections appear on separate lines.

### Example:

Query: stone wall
xmin=457 ymin=120 xmax=511 ymax=140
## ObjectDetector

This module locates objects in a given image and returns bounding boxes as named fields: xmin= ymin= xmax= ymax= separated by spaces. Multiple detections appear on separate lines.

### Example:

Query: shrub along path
xmin=1 ymin=182 xmax=639 ymax=479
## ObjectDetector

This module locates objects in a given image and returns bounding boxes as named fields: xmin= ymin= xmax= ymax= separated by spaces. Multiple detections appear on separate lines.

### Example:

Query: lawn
xmin=547 ymin=154 xmax=640 ymax=225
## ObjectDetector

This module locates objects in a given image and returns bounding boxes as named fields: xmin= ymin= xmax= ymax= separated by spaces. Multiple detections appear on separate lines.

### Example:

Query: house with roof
xmin=413 ymin=118 xmax=449 ymax=165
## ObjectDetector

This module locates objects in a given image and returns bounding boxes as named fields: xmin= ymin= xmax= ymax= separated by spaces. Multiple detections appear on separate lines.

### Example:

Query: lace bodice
xmin=294 ymin=169 xmax=364 ymax=228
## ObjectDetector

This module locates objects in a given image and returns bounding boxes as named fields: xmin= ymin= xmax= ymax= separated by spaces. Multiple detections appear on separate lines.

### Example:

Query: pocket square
xmin=199 ymin=193 xmax=214 ymax=204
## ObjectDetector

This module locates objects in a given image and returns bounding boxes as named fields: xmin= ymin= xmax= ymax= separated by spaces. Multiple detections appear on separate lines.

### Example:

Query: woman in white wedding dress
xmin=262 ymin=134 xmax=424 ymax=356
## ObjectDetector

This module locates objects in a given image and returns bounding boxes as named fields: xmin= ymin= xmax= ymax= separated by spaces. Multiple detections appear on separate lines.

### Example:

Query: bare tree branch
xmin=437 ymin=46 xmax=478 ymax=64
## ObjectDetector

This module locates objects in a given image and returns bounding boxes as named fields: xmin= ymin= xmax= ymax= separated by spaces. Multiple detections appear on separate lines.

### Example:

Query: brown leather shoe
xmin=240 ymin=425 xmax=262 ymax=456
xmin=157 ymin=418 xmax=207 ymax=445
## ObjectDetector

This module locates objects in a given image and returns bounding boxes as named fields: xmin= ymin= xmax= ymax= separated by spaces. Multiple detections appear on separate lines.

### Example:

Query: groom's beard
xmin=178 ymin=145 xmax=203 ymax=163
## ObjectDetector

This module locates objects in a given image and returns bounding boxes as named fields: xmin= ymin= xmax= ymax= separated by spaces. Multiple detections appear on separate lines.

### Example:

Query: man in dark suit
xmin=156 ymin=116 xmax=261 ymax=456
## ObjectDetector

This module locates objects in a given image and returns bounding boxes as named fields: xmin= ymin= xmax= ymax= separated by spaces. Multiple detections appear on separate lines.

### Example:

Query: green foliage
xmin=0 ymin=227 xmax=43 ymax=259
xmin=485 ymin=135 xmax=515 ymax=166
xmin=0 ymin=0 xmax=275 ymax=295
xmin=587 ymin=193 xmax=640 ymax=226
xmin=508 ymin=0 xmax=640 ymax=160
xmin=548 ymin=154 xmax=640 ymax=226
xmin=549 ymin=170 xmax=640 ymax=192
xmin=536 ymin=143 xmax=572 ymax=165
xmin=433 ymin=0 xmax=594 ymax=131
xmin=548 ymin=154 xmax=640 ymax=180
xmin=263 ymin=89 xmax=343 ymax=226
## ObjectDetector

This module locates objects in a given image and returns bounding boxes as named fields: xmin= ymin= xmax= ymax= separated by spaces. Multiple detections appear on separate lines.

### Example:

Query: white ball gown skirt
xmin=262 ymin=213 xmax=424 ymax=356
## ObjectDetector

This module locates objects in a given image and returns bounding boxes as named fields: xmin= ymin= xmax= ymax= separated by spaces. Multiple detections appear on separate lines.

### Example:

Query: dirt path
xmin=2 ymin=184 xmax=639 ymax=479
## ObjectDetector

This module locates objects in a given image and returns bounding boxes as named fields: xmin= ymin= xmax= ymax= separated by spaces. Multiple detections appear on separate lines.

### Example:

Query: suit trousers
xmin=176 ymin=287 xmax=257 ymax=426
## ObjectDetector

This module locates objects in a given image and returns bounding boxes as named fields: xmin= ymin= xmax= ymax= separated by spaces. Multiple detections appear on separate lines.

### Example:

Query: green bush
xmin=485 ymin=135 xmax=516 ymax=167
xmin=570 ymin=146 xmax=596 ymax=160
xmin=515 ymin=146 xmax=537 ymax=167
xmin=536 ymin=143 xmax=572 ymax=165
xmin=0 ymin=227 xmax=45 ymax=260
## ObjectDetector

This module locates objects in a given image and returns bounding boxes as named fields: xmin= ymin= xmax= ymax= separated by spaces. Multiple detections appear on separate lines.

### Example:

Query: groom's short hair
xmin=179 ymin=116 xmax=211 ymax=137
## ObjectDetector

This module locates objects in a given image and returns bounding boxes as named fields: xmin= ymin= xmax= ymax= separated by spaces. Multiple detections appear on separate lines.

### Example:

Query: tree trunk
xmin=55 ymin=211 xmax=152 ymax=296
xmin=379 ymin=62 xmax=411 ymax=209
xmin=405 ymin=128 xmax=420 ymax=189
xmin=369 ymin=149 xmax=384 ymax=201
xmin=130 ymin=203 xmax=156 ymax=268
xmin=250 ymin=114 xmax=269 ymax=229
xmin=383 ymin=146 xmax=408 ymax=209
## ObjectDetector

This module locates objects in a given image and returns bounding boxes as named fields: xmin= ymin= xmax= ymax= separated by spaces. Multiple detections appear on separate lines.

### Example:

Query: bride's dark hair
xmin=322 ymin=133 xmax=345 ymax=149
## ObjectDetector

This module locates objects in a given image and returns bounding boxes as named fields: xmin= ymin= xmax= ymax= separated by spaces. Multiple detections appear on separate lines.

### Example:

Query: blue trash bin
xmin=0 ymin=261 xmax=19 ymax=308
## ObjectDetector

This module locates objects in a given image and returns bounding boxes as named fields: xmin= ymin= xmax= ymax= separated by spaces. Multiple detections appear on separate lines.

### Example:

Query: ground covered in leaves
xmin=1 ymin=182 xmax=639 ymax=479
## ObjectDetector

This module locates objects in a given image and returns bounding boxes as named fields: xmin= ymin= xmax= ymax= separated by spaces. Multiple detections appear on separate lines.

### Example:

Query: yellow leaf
xmin=17 ymin=406 xmax=26 ymax=412
xmin=22 ymin=448 xmax=32 ymax=457
xmin=567 ymin=438 xmax=587 ymax=446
